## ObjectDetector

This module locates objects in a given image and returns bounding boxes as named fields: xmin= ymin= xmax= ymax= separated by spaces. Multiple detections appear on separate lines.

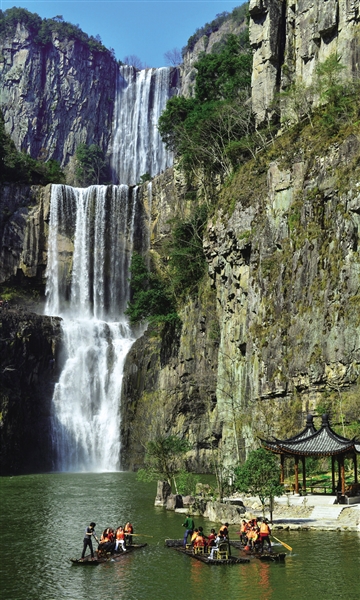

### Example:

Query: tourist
xmin=81 ymin=522 xmax=99 ymax=561
xmin=219 ymin=522 xmax=229 ymax=539
xmin=98 ymin=528 xmax=116 ymax=554
xmin=115 ymin=526 xmax=126 ymax=553
xmin=182 ymin=513 xmax=195 ymax=547
xmin=124 ymin=521 xmax=133 ymax=545
xmin=208 ymin=531 xmax=225 ymax=560
xmin=259 ymin=519 xmax=272 ymax=552
xmin=207 ymin=528 xmax=216 ymax=550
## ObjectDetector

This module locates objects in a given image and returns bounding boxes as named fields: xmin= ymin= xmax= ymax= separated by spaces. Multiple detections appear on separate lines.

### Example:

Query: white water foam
xmin=46 ymin=184 xmax=138 ymax=471
xmin=111 ymin=66 xmax=178 ymax=184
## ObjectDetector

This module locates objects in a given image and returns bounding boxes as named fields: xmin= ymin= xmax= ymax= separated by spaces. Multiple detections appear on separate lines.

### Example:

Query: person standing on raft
xmin=81 ymin=522 xmax=99 ymax=560
xmin=182 ymin=514 xmax=195 ymax=547
xmin=259 ymin=519 xmax=272 ymax=552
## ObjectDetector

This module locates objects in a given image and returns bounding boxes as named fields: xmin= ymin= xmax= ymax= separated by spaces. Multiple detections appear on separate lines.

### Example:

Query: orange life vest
xmin=116 ymin=529 xmax=125 ymax=540
xmin=260 ymin=522 xmax=270 ymax=535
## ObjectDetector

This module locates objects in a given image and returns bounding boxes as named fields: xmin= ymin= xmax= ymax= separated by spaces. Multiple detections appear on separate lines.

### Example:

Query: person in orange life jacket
xmin=124 ymin=522 xmax=133 ymax=546
xmin=193 ymin=529 xmax=205 ymax=549
xmin=219 ymin=523 xmax=229 ymax=539
xmin=182 ymin=514 xmax=195 ymax=547
xmin=98 ymin=528 xmax=115 ymax=554
xmin=190 ymin=528 xmax=199 ymax=545
xmin=81 ymin=522 xmax=99 ymax=560
xmin=259 ymin=519 xmax=272 ymax=552
xmin=114 ymin=526 xmax=126 ymax=553
xmin=239 ymin=520 xmax=248 ymax=545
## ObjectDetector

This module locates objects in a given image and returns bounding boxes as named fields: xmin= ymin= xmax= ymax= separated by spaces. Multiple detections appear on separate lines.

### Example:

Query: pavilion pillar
xmin=331 ymin=456 xmax=336 ymax=493
xmin=294 ymin=456 xmax=299 ymax=494
xmin=340 ymin=456 xmax=345 ymax=496
xmin=354 ymin=453 xmax=358 ymax=484
xmin=280 ymin=454 xmax=285 ymax=484
xmin=301 ymin=456 xmax=306 ymax=492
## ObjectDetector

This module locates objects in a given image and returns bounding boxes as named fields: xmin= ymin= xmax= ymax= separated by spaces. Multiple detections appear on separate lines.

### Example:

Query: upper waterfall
xmin=111 ymin=66 xmax=179 ymax=185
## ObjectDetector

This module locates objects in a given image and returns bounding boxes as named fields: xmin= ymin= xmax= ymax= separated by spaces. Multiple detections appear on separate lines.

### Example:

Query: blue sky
xmin=0 ymin=1 xmax=244 ymax=67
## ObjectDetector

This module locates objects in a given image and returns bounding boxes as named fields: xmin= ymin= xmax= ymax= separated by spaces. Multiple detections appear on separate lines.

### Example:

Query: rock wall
xmin=0 ymin=184 xmax=50 ymax=285
xmin=249 ymin=0 xmax=360 ymax=123
xmin=0 ymin=23 xmax=117 ymax=165
xmin=121 ymin=132 xmax=360 ymax=469
xmin=0 ymin=308 xmax=61 ymax=474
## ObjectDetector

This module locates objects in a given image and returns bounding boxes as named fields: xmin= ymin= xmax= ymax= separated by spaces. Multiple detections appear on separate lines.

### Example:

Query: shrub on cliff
xmin=0 ymin=8 xmax=108 ymax=54
xmin=159 ymin=34 xmax=252 ymax=179
xmin=0 ymin=111 xmax=65 ymax=184
xmin=126 ymin=252 xmax=178 ymax=326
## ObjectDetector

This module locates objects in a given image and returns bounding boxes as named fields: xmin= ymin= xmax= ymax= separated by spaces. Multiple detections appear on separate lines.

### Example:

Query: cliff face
xmin=249 ymin=0 xmax=360 ymax=123
xmin=0 ymin=308 xmax=61 ymax=474
xmin=0 ymin=184 xmax=50 ymax=285
xmin=120 ymin=132 xmax=360 ymax=469
xmin=0 ymin=23 xmax=117 ymax=165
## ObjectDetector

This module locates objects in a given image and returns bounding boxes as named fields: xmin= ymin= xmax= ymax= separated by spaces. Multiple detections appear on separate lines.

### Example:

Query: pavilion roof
xmin=261 ymin=414 xmax=359 ymax=457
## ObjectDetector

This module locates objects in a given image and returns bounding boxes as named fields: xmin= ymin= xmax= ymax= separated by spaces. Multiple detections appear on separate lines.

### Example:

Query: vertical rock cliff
xmin=249 ymin=0 xmax=360 ymax=123
xmin=0 ymin=23 xmax=117 ymax=165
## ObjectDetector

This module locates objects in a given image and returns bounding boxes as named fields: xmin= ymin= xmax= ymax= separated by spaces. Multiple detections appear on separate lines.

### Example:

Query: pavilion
xmin=261 ymin=414 xmax=360 ymax=502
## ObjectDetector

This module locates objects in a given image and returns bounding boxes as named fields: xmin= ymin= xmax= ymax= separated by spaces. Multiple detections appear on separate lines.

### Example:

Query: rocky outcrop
xmin=180 ymin=14 xmax=247 ymax=97
xmin=0 ymin=23 xmax=117 ymax=165
xmin=0 ymin=308 xmax=61 ymax=474
xmin=0 ymin=184 xmax=50 ymax=285
xmin=249 ymin=0 xmax=360 ymax=123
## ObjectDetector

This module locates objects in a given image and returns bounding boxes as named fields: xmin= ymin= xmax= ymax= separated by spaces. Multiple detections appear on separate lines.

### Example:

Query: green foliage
xmin=137 ymin=435 xmax=191 ymax=486
xmin=182 ymin=3 xmax=248 ymax=55
xmin=159 ymin=34 xmax=252 ymax=179
xmin=75 ymin=143 xmax=106 ymax=186
xmin=234 ymin=448 xmax=284 ymax=508
xmin=137 ymin=173 xmax=152 ymax=185
xmin=195 ymin=35 xmax=251 ymax=102
xmin=175 ymin=470 xmax=200 ymax=495
xmin=0 ymin=7 xmax=109 ymax=54
xmin=166 ymin=204 xmax=208 ymax=298
xmin=0 ymin=111 xmax=65 ymax=184
xmin=125 ymin=252 xmax=178 ymax=325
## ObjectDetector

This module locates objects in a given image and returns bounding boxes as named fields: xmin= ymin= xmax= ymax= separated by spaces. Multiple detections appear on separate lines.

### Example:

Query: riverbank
xmin=172 ymin=495 xmax=360 ymax=532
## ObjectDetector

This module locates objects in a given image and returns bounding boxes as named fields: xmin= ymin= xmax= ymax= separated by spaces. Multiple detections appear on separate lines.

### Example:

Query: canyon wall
xmin=0 ymin=23 xmax=117 ymax=166
xmin=249 ymin=0 xmax=360 ymax=123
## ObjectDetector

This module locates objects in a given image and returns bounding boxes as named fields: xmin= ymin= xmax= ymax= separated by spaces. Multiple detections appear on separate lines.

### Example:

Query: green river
xmin=1 ymin=473 xmax=359 ymax=600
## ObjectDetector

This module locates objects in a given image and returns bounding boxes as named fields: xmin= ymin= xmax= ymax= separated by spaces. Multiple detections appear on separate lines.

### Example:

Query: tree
xmin=123 ymin=54 xmax=144 ymax=69
xmin=126 ymin=252 xmax=178 ymax=325
xmin=75 ymin=143 xmax=106 ymax=186
xmin=164 ymin=47 xmax=182 ymax=66
xmin=137 ymin=435 xmax=191 ymax=492
xmin=234 ymin=448 xmax=284 ymax=521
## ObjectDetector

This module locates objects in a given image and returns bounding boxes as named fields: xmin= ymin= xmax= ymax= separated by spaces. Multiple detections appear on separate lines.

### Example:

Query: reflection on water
xmin=0 ymin=473 xmax=359 ymax=600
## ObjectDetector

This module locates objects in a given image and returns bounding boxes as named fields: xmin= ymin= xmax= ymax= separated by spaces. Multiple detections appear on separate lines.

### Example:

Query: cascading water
xmin=111 ymin=66 xmax=179 ymax=184
xmin=46 ymin=184 xmax=139 ymax=471
xmin=46 ymin=63 xmax=177 ymax=472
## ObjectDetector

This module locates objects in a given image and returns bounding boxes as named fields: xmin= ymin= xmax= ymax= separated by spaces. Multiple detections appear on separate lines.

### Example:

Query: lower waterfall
xmin=45 ymin=184 xmax=140 ymax=472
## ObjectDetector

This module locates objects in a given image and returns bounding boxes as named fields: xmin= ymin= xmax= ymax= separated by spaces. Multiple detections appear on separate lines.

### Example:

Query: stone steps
xmin=310 ymin=505 xmax=344 ymax=520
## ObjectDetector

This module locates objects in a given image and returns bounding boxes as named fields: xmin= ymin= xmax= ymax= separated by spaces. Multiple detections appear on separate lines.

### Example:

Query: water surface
xmin=1 ymin=473 xmax=359 ymax=600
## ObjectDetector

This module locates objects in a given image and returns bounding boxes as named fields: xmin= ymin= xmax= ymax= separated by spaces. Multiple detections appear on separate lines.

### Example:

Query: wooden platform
xmin=230 ymin=541 xmax=286 ymax=562
xmin=174 ymin=547 xmax=250 ymax=565
xmin=71 ymin=543 xmax=147 ymax=565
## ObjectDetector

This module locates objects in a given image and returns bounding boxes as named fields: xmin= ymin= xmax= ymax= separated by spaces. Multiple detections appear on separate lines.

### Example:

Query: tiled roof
xmin=261 ymin=414 xmax=358 ymax=457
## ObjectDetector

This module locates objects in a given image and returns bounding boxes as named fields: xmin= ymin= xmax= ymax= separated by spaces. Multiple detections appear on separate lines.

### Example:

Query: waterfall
xmin=46 ymin=184 xmax=139 ymax=471
xmin=111 ymin=66 xmax=178 ymax=184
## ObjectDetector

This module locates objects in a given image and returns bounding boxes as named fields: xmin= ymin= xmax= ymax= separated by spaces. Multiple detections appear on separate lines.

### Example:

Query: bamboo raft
xmin=174 ymin=547 xmax=250 ymax=565
xmin=230 ymin=541 xmax=286 ymax=562
xmin=71 ymin=543 xmax=147 ymax=565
